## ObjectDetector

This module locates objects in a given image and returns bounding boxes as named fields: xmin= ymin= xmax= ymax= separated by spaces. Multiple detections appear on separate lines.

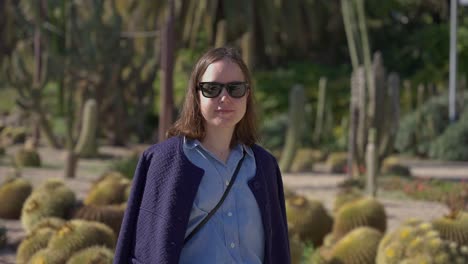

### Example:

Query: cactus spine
xmin=279 ymin=85 xmax=305 ymax=172
xmin=74 ymin=98 xmax=98 ymax=158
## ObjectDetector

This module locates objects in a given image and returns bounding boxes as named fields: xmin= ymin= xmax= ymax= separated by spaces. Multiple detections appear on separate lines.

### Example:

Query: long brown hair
xmin=167 ymin=47 xmax=258 ymax=147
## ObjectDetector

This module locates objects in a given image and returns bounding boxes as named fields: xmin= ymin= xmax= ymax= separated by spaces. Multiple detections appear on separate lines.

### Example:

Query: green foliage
xmin=109 ymin=154 xmax=139 ymax=180
xmin=429 ymin=108 xmax=468 ymax=161
xmin=395 ymin=93 xmax=467 ymax=156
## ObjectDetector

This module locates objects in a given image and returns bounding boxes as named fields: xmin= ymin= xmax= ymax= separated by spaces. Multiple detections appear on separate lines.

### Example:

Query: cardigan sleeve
xmin=274 ymin=160 xmax=291 ymax=261
xmin=113 ymin=151 xmax=150 ymax=264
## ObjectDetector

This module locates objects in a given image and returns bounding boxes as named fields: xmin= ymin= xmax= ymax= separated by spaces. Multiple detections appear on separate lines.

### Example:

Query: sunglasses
xmin=197 ymin=82 xmax=249 ymax=98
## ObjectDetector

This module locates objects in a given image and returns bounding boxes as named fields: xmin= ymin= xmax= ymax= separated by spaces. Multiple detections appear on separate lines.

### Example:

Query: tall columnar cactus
xmin=279 ymin=85 xmax=305 ymax=172
xmin=314 ymin=77 xmax=327 ymax=143
xmin=366 ymin=128 xmax=377 ymax=197
xmin=74 ymin=98 xmax=98 ymax=158
xmin=215 ymin=20 xmax=227 ymax=48
xmin=350 ymin=53 xmax=400 ymax=176
xmin=241 ymin=30 xmax=254 ymax=71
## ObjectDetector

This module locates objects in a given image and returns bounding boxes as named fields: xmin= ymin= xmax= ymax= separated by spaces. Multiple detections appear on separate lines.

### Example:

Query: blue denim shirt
xmin=179 ymin=137 xmax=265 ymax=264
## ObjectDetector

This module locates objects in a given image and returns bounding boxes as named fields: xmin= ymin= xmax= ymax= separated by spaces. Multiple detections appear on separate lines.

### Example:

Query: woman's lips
xmin=215 ymin=109 xmax=234 ymax=113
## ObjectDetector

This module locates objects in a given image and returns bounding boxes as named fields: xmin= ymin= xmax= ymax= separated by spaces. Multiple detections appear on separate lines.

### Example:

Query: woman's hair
xmin=167 ymin=46 xmax=258 ymax=147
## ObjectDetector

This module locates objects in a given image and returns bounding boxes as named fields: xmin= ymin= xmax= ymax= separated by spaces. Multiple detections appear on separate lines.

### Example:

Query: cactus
xmin=290 ymin=148 xmax=324 ymax=173
xmin=66 ymin=246 xmax=114 ymax=264
xmin=241 ymin=30 xmax=254 ymax=70
xmin=0 ymin=223 xmax=6 ymax=249
xmin=376 ymin=218 xmax=468 ymax=264
xmin=74 ymin=99 xmax=98 ymax=158
xmin=332 ymin=197 xmax=386 ymax=241
xmin=290 ymin=234 xmax=304 ymax=264
xmin=43 ymin=220 xmax=116 ymax=263
xmin=366 ymin=128 xmax=377 ymax=197
xmin=17 ymin=228 xmax=56 ymax=264
xmin=21 ymin=181 xmax=76 ymax=233
xmin=381 ymin=156 xmax=411 ymax=177
xmin=326 ymin=227 xmax=383 ymax=264
xmin=30 ymin=217 xmax=66 ymax=232
xmin=214 ymin=20 xmax=227 ymax=48
xmin=314 ymin=77 xmax=327 ymax=144
xmin=325 ymin=152 xmax=348 ymax=173
xmin=29 ymin=249 xmax=63 ymax=264
xmin=72 ymin=204 xmax=126 ymax=235
xmin=333 ymin=188 xmax=363 ymax=214
xmin=432 ymin=211 xmax=468 ymax=246
xmin=286 ymin=195 xmax=333 ymax=246
xmin=84 ymin=173 xmax=130 ymax=206
xmin=14 ymin=148 xmax=41 ymax=167
xmin=279 ymin=85 xmax=306 ymax=172
xmin=0 ymin=177 xmax=32 ymax=219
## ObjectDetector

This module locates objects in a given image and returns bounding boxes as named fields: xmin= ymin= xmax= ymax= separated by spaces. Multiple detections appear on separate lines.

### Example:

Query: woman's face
xmin=198 ymin=59 xmax=249 ymax=131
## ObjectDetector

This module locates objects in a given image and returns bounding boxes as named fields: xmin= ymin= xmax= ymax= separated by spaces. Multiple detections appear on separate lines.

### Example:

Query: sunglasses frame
xmin=197 ymin=81 xmax=249 ymax=98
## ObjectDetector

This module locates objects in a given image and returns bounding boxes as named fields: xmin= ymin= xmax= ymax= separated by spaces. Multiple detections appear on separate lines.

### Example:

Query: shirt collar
xmin=183 ymin=136 xmax=254 ymax=158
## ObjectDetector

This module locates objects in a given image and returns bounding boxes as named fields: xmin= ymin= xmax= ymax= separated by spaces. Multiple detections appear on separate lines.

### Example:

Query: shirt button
xmin=228 ymin=212 xmax=233 ymax=217
xmin=230 ymin=242 xmax=235 ymax=248
xmin=225 ymin=181 xmax=229 ymax=186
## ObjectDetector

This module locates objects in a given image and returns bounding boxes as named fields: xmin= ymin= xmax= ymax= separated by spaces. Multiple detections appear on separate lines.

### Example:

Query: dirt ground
xmin=0 ymin=145 xmax=466 ymax=263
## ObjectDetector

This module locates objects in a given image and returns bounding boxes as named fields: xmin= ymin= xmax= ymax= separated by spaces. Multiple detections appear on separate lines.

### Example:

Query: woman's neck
xmin=201 ymin=127 xmax=234 ymax=163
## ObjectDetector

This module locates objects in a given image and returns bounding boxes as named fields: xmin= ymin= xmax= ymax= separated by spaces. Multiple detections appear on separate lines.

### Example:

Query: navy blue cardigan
xmin=113 ymin=136 xmax=290 ymax=264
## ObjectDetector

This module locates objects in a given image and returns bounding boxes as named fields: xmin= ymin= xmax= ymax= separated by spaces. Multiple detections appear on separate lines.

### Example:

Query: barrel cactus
xmin=72 ymin=204 xmax=126 ymax=235
xmin=432 ymin=211 xmax=468 ymax=246
xmin=84 ymin=172 xmax=130 ymax=206
xmin=333 ymin=188 xmax=363 ymax=214
xmin=376 ymin=218 xmax=468 ymax=264
xmin=17 ymin=228 xmax=56 ymax=264
xmin=325 ymin=152 xmax=348 ymax=173
xmin=67 ymin=246 xmax=114 ymax=264
xmin=290 ymin=234 xmax=305 ymax=264
xmin=0 ymin=177 xmax=32 ymax=219
xmin=332 ymin=197 xmax=386 ymax=241
xmin=29 ymin=249 xmax=63 ymax=264
xmin=326 ymin=227 xmax=382 ymax=264
xmin=286 ymin=195 xmax=333 ymax=246
xmin=14 ymin=148 xmax=41 ymax=167
xmin=21 ymin=181 xmax=76 ymax=233
xmin=40 ymin=220 xmax=116 ymax=263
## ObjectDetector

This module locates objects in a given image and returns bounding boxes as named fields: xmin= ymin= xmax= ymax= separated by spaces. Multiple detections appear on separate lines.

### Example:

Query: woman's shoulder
xmin=251 ymin=144 xmax=277 ymax=164
xmin=141 ymin=136 xmax=183 ymax=159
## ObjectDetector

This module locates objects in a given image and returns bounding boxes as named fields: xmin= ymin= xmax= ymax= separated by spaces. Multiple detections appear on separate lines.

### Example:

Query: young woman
xmin=114 ymin=47 xmax=290 ymax=264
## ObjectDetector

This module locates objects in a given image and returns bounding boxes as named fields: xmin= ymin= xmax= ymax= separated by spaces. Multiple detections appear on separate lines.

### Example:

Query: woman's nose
xmin=219 ymin=88 xmax=232 ymax=102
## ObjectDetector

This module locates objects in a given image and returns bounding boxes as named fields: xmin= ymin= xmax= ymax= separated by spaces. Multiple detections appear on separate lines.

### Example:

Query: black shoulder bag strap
xmin=184 ymin=149 xmax=247 ymax=245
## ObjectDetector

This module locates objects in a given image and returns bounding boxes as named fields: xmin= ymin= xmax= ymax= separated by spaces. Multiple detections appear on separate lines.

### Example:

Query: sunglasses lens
xmin=227 ymin=83 xmax=247 ymax=98
xmin=200 ymin=83 xmax=222 ymax=98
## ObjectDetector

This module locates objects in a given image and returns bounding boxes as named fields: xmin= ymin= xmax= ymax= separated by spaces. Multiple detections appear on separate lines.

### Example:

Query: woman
xmin=114 ymin=47 xmax=290 ymax=264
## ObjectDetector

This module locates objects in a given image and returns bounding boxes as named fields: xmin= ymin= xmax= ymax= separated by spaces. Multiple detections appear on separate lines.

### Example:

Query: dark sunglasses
xmin=197 ymin=82 xmax=249 ymax=98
